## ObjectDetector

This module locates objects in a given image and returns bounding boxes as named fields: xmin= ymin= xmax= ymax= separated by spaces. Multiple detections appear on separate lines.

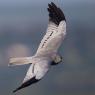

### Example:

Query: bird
xmin=9 ymin=2 xmax=66 ymax=93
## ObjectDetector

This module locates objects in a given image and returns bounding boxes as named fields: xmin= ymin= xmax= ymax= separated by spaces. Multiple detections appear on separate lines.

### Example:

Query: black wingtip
xmin=13 ymin=77 xmax=40 ymax=93
xmin=13 ymin=87 xmax=21 ymax=93
xmin=12 ymin=84 xmax=26 ymax=93
xmin=47 ymin=2 xmax=66 ymax=25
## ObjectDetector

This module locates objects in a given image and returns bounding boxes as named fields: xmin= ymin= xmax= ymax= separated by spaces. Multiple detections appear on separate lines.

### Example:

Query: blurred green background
xmin=0 ymin=0 xmax=95 ymax=95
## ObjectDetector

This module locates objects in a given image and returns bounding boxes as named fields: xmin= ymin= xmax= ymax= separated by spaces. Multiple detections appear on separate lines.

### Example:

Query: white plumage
xmin=9 ymin=2 xmax=66 ymax=93
xmin=36 ymin=21 xmax=66 ymax=56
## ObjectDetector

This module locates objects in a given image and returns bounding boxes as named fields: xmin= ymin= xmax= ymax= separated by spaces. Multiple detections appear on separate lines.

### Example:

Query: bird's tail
xmin=9 ymin=57 xmax=33 ymax=66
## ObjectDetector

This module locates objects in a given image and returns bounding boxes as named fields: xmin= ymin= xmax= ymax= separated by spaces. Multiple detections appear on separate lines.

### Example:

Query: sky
xmin=0 ymin=0 xmax=95 ymax=95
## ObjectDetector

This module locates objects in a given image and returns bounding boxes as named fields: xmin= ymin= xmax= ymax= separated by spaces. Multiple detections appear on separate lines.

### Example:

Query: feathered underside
xmin=36 ymin=2 xmax=66 ymax=55
xmin=47 ymin=2 xmax=66 ymax=25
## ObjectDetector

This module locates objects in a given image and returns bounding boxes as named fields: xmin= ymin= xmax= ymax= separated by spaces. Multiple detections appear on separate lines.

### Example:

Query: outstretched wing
xmin=36 ymin=2 xmax=66 ymax=56
xmin=13 ymin=59 xmax=50 ymax=93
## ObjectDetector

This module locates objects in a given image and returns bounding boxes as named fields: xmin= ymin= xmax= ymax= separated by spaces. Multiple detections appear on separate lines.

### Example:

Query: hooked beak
xmin=13 ymin=77 xmax=40 ymax=93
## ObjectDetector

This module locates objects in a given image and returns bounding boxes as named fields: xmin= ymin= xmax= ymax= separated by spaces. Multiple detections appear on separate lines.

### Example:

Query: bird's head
xmin=51 ymin=55 xmax=63 ymax=65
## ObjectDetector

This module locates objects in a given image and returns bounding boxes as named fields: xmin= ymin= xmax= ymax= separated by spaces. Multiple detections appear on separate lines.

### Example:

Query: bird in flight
xmin=9 ymin=2 xmax=66 ymax=93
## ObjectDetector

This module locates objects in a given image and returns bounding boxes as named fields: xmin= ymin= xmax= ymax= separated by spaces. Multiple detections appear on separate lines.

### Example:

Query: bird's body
xmin=9 ymin=2 xmax=66 ymax=93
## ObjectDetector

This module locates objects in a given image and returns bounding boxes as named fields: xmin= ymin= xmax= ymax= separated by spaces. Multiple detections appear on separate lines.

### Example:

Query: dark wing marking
xmin=47 ymin=2 xmax=66 ymax=25
xmin=13 ymin=77 xmax=40 ymax=93
xmin=41 ymin=31 xmax=53 ymax=48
